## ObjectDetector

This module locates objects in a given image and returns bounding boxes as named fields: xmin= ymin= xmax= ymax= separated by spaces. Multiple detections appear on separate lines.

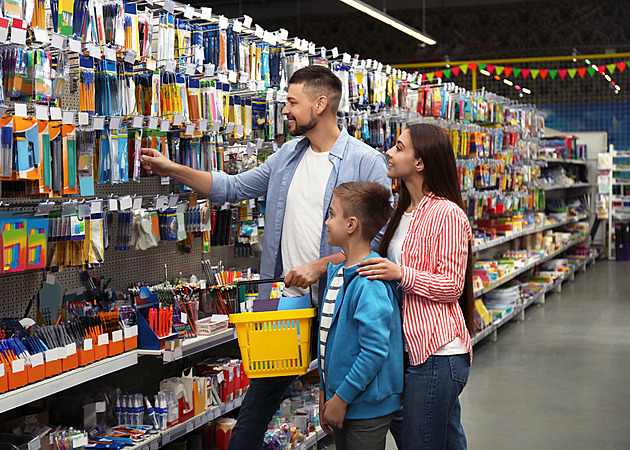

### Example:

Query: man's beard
xmin=289 ymin=111 xmax=317 ymax=136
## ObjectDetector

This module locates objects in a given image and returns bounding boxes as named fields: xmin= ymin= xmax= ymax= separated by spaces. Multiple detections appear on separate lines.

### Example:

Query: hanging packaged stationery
xmin=0 ymin=214 xmax=27 ymax=273
xmin=218 ymin=28 xmax=227 ymax=72
xmin=57 ymin=0 xmax=73 ymax=35
xmin=61 ymin=124 xmax=77 ymax=195
xmin=119 ymin=62 xmax=136 ymax=116
xmin=134 ymin=73 xmax=152 ymax=116
xmin=79 ymin=55 xmax=95 ymax=114
xmin=33 ymin=50 xmax=52 ymax=103
xmin=123 ymin=2 xmax=139 ymax=55
xmin=192 ymin=24 xmax=203 ymax=69
xmin=187 ymin=78 xmax=201 ymax=121
xmin=52 ymin=52 xmax=68 ymax=100
xmin=118 ymin=125 xmax=128 ymax=183
xmin=36 ymin=119 xmax=51 ymax=194
xmin=176 ymin=74 xmax=186 ymax=119
xmin=0 ymin=117 xmax=13 ymax=179
xmin=138 ymin=9 xmax=153 ymax=60
xmin=76 ymin=127 xmax=95 ymax=195
xmin=269 ymin=46 xmax=285 ymax=88
xmin=98 ymin=127 xmax=110 ymax=183
xmin=3 ymin=0 xmax=23 ymax=19
xmin=14 ymin=117 xmax=39 ymax=182
xmin=96 ymin=59 xmax=120 ymax=116
xmin=132 ymin=128 xmax=142 ymax=182
xmin=108 ymin=124 xmax=120 ymax=183
xmin=102 ymin=0 xmax=124 ymax=46
xmin=49 ymin=121 xmax=62 ymax=195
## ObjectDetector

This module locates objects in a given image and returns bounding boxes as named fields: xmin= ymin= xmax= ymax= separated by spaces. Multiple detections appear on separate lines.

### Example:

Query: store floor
xmin=320 ymin=260 xmax=630 ymax=450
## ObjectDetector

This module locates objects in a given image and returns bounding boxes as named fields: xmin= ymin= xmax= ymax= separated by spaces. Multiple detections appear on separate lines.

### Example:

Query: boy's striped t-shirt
xmin=319 ymin=271 xmax=344 ymax=384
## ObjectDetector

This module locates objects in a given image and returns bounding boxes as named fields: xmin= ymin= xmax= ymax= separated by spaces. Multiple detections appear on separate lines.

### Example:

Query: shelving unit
xmin=137 ymin=329 xmax=237 ymax=361
xmin=607 ymin=148 xmax=630 ymax=259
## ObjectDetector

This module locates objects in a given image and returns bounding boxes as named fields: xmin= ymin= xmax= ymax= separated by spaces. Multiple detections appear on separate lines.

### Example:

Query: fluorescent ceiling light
xmin=503 ymin=79 xmax=513 ymax=86
xmin=340 ymin=0 xmax=436 ymax=45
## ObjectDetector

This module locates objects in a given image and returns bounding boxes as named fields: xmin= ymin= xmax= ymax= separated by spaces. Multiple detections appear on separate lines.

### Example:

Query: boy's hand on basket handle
xmin=323 ymin=394 xmax=348 ymax=430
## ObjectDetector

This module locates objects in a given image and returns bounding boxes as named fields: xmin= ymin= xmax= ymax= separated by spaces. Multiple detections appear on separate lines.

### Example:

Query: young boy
xmin=318 ymin=181 xmax=403 ymax=450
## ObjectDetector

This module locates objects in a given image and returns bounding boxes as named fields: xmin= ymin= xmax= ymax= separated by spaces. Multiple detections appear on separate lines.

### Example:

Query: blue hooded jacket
xmin=318 ymin=252 xmax=404 ymax=419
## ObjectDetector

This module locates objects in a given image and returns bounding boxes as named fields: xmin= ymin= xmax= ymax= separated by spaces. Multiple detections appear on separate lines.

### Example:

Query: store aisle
xmin=461 ymin=260 xmax=630 ymax=449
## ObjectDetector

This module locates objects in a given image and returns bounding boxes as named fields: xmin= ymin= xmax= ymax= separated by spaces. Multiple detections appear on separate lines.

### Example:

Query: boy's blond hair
xmin=332 ymin=182 xmax=392 ymax=241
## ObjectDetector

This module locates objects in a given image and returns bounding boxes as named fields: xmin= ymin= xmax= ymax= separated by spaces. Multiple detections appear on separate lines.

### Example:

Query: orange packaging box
xmin=62 ymin=343 xmax=79 ymax=372
xmin=94 ymin=334 xmax=109 ymax=361
xmin=108 ymin=330 xmax=124 ymax=357
xmin=28 ymin=352 xmax=46 ymax=383
xmin=123 ymin=325 xmax=138 ymax=351
xmin=45 ymin=348 xmax=62 ymax=378
xmin=0 ymin=363 xmax=7 ymax=393
xmin=8 ymin=359 xmax=28 ymax=390
xmin=78 ymin=338 xmax=95 ymax=367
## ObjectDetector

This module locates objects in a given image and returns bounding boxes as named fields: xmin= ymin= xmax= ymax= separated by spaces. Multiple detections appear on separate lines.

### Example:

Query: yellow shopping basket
xmin=229 ymin=279 xmax=316 ymax=378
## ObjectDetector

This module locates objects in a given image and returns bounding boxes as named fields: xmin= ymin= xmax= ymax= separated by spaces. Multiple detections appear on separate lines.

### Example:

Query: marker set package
xmin=0 ymin=47 xmax=52 ymax=102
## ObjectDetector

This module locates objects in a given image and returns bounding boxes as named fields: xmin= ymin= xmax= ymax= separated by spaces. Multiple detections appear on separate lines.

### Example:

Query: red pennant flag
xmin=540 ymin=69 xmax=549 ymax=79
xmin=468 ymin=62 xmax=478 ymax=71
xmin=558 ymin=69 xmax=567 ymax=79
xmin=521 ymin=68 xmax=530 ymax=79
xmin=435 ymin=70 xmax=443 ymax=79
xmin=598 ymin=65 xmax=606 ymax=74
xmin=617 ymin=62 xmax=626 ymax=72
xmin=452 ymin=66 xmax=460 ymax=77
xmin=504 ymin=67 xmax=513 ymax=78
xmin=577 ymin=68 xmax=587 ymax=78
xmin=486 ymin=64 xmax=495 ymax=74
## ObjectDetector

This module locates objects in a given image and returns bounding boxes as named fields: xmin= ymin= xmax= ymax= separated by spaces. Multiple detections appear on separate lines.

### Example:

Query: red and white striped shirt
xmin=399 ymin=191 xmax=473 ymax=366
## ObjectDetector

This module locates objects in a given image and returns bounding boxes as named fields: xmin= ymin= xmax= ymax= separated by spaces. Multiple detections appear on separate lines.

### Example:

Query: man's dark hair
xmin=288 ymin=65 xmax=342 ymax=115
xmin=333 ymin=182 xmax=392 ymax=242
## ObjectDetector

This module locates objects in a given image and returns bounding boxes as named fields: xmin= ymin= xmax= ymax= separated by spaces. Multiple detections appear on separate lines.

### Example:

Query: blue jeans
xmin=390 ymin=354 xmax=470 ymax=450
xmin=227 ymin=375 xmax=296 ymax=450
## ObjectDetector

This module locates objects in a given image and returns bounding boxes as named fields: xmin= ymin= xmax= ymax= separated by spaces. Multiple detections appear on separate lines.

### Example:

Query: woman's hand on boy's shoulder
xmin=323 ymin=394 xmax=348 ymax=430
xmin=356 ymin=257 xmax=403 ymax=281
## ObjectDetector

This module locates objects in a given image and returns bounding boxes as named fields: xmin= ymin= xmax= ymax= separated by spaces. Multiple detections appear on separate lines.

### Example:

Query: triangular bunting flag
xmin=598 ymin=65 xmax=606 ymax=74
xmin=478 ymin=63 xmax=486 ymax=71
xmin=567 ymin=68 xmax=577 ymax=79
xmin=607 ymin=64 xmax=616 ymax=74
xmin=540 ymin=69 xmax=549 ymax=79
xmin=521 ymin=68 xmax=530 ymax=79
xmin=435 ymin=70 xmax=443 ymax=79
xmin=444 ymin=69 xmax=452 ymax=79
xmin=512 ymin=68 xmax=521 ymax=78
xmin=495 ymin=66 xmax=504 ymax=75
xmin=487 ymin=64 xmax=495 ymax=74
xmin=504 ymin=67 xmax=513 ymax=78
xmin=530 ymin=69 xmax=539 ymax=79
xmin=468 ymin=62 xmax=478 ymax=71
xmin=586 ymin=67 xmax=596 ymax=77
xmin=617 ymin=62 xmax=626 ymax=72
xmin=426 ymin=72 xmax=435 ymax=80
xmin=452 ymin=66 xmax=461 ymax=77
xmin=577 ymin=68 xmax=587 ymax=78
xmin=549 ymin=69 xmax=558 ymax=79
xmin=460 ymin=64 xmax=468 ymax=74
xmin=558 ymin=69 xmax=567 ymax=79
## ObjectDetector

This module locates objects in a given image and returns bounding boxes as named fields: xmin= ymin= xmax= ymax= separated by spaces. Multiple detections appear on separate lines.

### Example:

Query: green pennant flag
xmin=495 ymin=66 xmax=504 ymax=75
xmin=531 ymin=69 xmax=539 ymax=79
xmin=568 ymin=68 xmax=577 ymax=78
xmin=607 ymin=63 xmax=616 ymax=74
xmin=587 ymin=67 xmax=596 ymax=77
xmin=479 ymin=63 xmax=486 ymax=71
xmin=512 ymin=68 xmax=521 ymax=78
xmin=444 ymin=68 xmax=452 ymax=79
xmin=549 ymin=69 xmax=558 ymax=79
xmin=427 ymin=72 xmax=435 ymax=80
xmin=460 ymin=64 xmax=468 ymax=74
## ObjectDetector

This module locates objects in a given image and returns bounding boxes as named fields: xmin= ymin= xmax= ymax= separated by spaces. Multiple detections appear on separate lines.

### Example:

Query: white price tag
xmin=243 ymin=15 xmax=252 ymax=28
xmin=233 ymin=19 xmax=243 ymax=33
xmin=14 ymin=103 xmax=27 ymax=117
xmin=50 ymin=107 xmax=63 ymax=121
xmin=72 ymin=435 xmax=88 ymax=449
xmin=112 ymin=330 xmax=123 ymax=342
xmin=84 ymin=338 xmax=93 ymax=351
xmin=256 ymin=138 xmax=263 ymax=149
xmin=148 ymin=117 xmax=159 ymax=130
xmin=165 ymin=60 xmax=176 ymax=72
xmin=62 ymin=110 xmax=75 ymax=125
xmin=173 ymin=114 xmax=183 ymax=126
xmin=78 ymin=112 xmax=89 ymax=125
xmin=235 ymin=124 xmax=245 ymax=136
xmin=51 ymin=33 xmax=65 ymax=50
xmin=104 ymin=46 xmax=116 ymax=61
xmin=342 ymin=53 xmax=351 ymax=64
xmin=108 ymin=198 xmax=118 ymax=211
xmin=309 ymin=43 xmax=316 ymax=54
xmin=211 ymin=120 xmax=221 ymax=132
xmin=93 ymin=116 xmax=105 ymax=130
xmin=132 ymin=196 xmax=143 ymax=210
xmin=0 ymin=363 xmax=4 ymax=378
xmin=11 ymin=26 xmax=26 ymax=45
xmin=184 ymin=5 xmax=194 ymax=19
xmin=35 ymin=105 xmax=48 ymax=120
xmin=228 ymin=71 xmax=238 ymax=83
xmin=125 ymin=49 xmax=137 ymax=64
xmin=12 ymin=358 xmax=24 ymax=373
xmin=331 ymin=47 xmax=339 ymax=58
xmin=199 ymin=279 xmax=206 ymax=289
xmin=201 ymin=7 xmax=212 ymax=20
xmin=123 ymin=325 xmax=138 ymax=338
xmin=225 ymin=122 xmax=235 ymax=134
xmin=90 ymin=200 xmax=103 ymax=214
xmin=218 ymin=15 xmax=229 ymax=29
xmin=186 ymin=63 xmax=196 ymax=76
xmin=205 ymin=63 xmax=215 ymax=77
xmin=110 ymin=116 xmax=122 ymax=130
xmin=218 ymin=73 xmax=228 ymax=84
xmin=45 ymin=348 xmax=58 ymax=362
xmin=68 ymin=38 xmax=82 ymax=53
xmin=131 ymin=115 xmax=144 ymax=128
xmin=33 ymin=27 xmax=49 ymax=43
xmin=119 ymin=195 xmax=132 ymax=210
xmin=31 ymin=352 xmax=44 ymax=367
xmin=160 ymin=119 xmax=171 ymax=132
xmin=185 ymin=123 xmax=195 ymax=135
xmin=254 ymin=24 xmax=264 ymax=39
xmin=97 ymin=333 xmax=109 ymax=346
xmin=89 ymin=43 xmax=101 ymax=59
xmin=57 ymin=346 xmax=67 ymax=359
xmin=46 ymin=274 xmax=56 ymax=284
xmin=164 ymin=0 xmax=175 ymax=13
xmin=198 ymin=119 xmax=208 ymax=132
xmin=180 ymin=312 xmax=188 ymax=324
xmin=66 ymin=342 xmax=77 ymax=356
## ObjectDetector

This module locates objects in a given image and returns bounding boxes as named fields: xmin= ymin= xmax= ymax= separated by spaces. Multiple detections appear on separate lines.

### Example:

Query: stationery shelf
xmin=137 ymin=329 xmax=237 ymax=360
xmin=541 ymin=182 xmax=594 ymax=191
xmin=0 ymin=350 xmax=138 ymax=415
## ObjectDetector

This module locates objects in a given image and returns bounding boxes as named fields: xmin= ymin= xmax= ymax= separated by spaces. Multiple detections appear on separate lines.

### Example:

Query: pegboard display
xmin=0 ymin=271 xmax=45 ymax=320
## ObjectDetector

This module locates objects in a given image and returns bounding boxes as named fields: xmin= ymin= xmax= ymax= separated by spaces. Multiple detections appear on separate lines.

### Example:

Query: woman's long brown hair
xmin=379 ymin=123 xmax=475 ymax=333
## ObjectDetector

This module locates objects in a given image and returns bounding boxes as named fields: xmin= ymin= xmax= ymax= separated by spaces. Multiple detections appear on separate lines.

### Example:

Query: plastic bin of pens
xmin=229 ymin=279 xmax=315 ymax=378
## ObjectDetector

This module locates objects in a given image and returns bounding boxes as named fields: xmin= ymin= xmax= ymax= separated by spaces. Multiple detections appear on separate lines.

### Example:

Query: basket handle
xmin=235 ymin=277 xmax=284 ymax=287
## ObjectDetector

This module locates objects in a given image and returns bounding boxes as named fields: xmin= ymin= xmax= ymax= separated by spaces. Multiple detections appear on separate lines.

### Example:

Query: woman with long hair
xmin=356 ymin=123 xmax=474 ymax=449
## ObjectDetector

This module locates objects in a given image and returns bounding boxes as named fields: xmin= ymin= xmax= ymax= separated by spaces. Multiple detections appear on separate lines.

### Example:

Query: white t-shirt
xmin=388 ymin=209 xmax=467 ymax=356
xmin=281 ymin=146 xmax=333 ymax=297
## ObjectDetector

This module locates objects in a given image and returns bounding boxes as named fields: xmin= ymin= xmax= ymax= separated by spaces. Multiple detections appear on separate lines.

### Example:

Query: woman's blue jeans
xmin=389 ymin=353 xmax=470 ymax=450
